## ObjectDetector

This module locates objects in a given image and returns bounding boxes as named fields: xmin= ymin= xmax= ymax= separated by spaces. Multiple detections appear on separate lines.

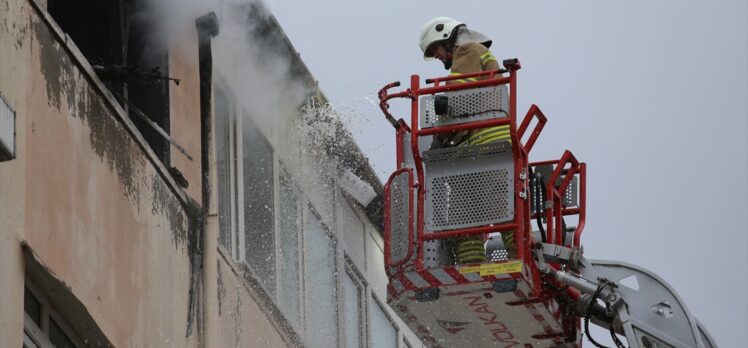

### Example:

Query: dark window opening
xmin=23 ymin=287 xmax=42 ymax=327
xmin=47 ymin=0 xmax=125 ymax=99
xmin=49 ymin=318 xmax=76 ymax=348
xmin=125 ymin=3 xmax=171 ymax=164
xmin=47 ymin=0 xmax=172 ymax=164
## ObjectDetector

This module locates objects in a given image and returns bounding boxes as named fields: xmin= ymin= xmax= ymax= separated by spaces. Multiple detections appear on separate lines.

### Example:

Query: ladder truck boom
xmin=377 ymin=59 xmax=716 ymax=348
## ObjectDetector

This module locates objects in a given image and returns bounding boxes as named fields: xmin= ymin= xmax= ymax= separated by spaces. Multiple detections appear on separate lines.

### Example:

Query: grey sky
xmin=268 ymin=1 xmax=747 ymax=346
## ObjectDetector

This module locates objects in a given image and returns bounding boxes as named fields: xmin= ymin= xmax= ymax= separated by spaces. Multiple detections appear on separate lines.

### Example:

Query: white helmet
xmin=419 ymin=17 xmax=464 ymax=59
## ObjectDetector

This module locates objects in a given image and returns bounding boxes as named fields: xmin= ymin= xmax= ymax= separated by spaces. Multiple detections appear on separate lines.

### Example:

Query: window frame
xmin=343 ymin=257 xmax=368 ymax=348
xmin=302 ymin=203 xmax=341 ymax=346
xmin=368 ymin=292 xmax=401 ymax=348
xmin=24 ymin=280 xmax=83 ymax=348
xmin=275 ymin=163 xmax=305 ymax=331
xmin=209 ymin=87 xmax=422 ymax=347
xmin=214 ymin=81 xmax=240 ymax=260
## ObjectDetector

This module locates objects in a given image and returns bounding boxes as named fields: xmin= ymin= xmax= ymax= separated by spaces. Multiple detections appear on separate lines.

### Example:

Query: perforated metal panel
xmin=423 ymin=240 xmax=452 ymax=269
xmin=423 ymin=142 xmax=514 ymax=231
xmin=388 ymin=170 xmax=412 ymax=264
xmin=420 ymin=85 xmax=509 ymax=129
xmin=530 ymin=165 xmax=578 ymax=215
xmin=564 ymin=176 xmax=578 ymax=207
xmin=486 ymin=234 xmax=509 ymax=262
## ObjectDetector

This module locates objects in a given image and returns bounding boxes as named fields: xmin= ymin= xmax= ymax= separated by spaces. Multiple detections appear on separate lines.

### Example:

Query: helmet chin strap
xmin=443 ymin=50 xmax=453 ymax=70
xmin=442 ymin=32 xmax=458 ymax=70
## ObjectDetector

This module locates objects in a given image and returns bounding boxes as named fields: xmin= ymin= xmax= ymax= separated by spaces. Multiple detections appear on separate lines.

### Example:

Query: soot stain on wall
xmin=33 ymin=14 xmax=195 ymax=249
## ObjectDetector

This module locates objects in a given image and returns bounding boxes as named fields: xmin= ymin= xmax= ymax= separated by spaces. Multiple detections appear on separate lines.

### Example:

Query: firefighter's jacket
xmin=434 ymin=41 xmax=509 ymax=148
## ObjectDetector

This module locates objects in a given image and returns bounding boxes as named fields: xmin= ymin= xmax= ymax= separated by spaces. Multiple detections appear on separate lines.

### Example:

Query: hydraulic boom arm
xmin=535 ymin=244 xmax=717 ymax=348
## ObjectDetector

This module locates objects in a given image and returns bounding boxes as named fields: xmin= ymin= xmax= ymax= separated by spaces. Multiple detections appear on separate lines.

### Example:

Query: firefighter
xmin=419 ymin=17 xmax=516 ymax=263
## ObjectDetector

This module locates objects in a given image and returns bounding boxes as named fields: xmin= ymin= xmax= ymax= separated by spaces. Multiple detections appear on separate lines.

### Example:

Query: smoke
xmin=211 ymin=1 xmax=313 ymax=134
xmin=148 ymin=0 xmax=379 ymax=213
xmin=147 ymin=0 xmax=313 ymax=134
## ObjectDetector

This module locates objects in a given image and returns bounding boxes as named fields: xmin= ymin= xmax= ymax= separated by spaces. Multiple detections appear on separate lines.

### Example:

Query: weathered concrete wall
xmin=1 ymin=0 xmax=36 ymax=346
xmin=0 ymin=1 xmax=199 ymax=346
xmin=216 ymin=252 xmax=294 ymax=347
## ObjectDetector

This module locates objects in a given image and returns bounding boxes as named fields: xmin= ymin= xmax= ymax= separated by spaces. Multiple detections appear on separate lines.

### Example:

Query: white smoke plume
xmin=149 ymin=0 xmax=379 ymax=212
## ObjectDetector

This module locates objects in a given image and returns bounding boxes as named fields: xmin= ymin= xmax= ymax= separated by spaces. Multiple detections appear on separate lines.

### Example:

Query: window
xmin=0 ymin=94 xmax=16 ymax=161
xmin=125 ymin=2 xmax=171 ymax=163
xmin=304 ymin=207 xmax=339 ymax=347
xmin=207 ymin=82 xmax=421 ymax=347
xmin=369 ymin=295 xmax=398 ymax=348
xmin=24 ymin=284 xmax=79 ymax=348
xmin=22 ymin=247 xmax=112 ymax=348
xmin=47 ymin=0 xmax=125 ymax=70
xmin=342 ymin=264 xmax=365 ymax=348
xmin=277 ymin=168 xmax=302 ymax=328
xmin=215 ymin=85 xmax=235 ymax=253
xmin=340 ymin=198 xmax=366 ymax=269
xmin=48 ymin=0 xmax=172 ymax=163
xmin=242 ymin=115 xmax=275 ymax=294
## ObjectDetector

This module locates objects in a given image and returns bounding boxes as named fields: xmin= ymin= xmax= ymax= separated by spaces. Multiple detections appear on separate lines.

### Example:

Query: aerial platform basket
xmin=379 ymin=60 xmax=587 ymax=347
xmin=379 ymin=59 xmax=718 ymax=348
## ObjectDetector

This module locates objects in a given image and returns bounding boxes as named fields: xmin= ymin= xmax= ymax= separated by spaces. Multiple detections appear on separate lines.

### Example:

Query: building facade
xmin=0 ymin=0 xmax=420 ymax=346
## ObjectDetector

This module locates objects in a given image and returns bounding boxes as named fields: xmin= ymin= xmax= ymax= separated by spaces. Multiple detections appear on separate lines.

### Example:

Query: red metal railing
xmin=379 ymin=59 xmax=587 ymax=344
xmin=378 ymin=58 xmax=586 ymax=278
xmin=379 ymin=62 xmax=531 ymax=273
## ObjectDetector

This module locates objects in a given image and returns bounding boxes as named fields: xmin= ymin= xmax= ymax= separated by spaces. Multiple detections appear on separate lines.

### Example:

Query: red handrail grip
xmin=518 ymin=104 xmax=548 ymax=154
xmin=517 ymin=104 xmax=537 ymax=137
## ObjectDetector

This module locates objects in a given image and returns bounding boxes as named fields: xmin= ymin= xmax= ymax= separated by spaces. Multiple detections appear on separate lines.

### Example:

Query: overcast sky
xmin=267 ymin=1 xmax=747 ymax=346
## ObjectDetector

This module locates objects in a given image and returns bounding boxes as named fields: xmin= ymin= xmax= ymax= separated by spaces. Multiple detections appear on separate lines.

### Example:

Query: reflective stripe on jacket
xmin=448 ymin=42 xmax=509 ymax=146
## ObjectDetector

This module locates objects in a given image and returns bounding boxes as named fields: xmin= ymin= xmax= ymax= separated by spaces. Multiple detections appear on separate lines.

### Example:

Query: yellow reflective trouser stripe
xmin=471 ymin=132 xmax=511 ymax=145
xmin=457 ymin=242 xmax=485 ymax=248
xmin=468 ymin=130 xmax=510 ymax=144
xmin=459 ymin=253 xmax=487 ymax=261
xmin=502 ymin=232 xmax=514 ymax=245
xmin=456 ymin=239 xmax=486 ymax=264
xmin=463 ymin=126 xmax=511 ymax=146
xmin=470 ymin=125 xmax=509 ymax=139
